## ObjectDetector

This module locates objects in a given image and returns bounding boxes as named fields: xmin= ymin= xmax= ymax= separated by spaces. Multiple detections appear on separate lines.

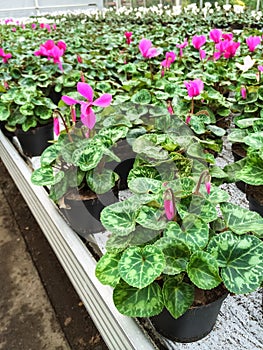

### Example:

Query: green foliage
xmin=96 ymin=174 xmax=263 ymax=319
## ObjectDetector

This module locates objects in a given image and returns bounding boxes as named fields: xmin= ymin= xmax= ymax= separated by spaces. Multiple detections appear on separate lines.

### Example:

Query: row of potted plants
xmin=1 ymin=6 xmax=263 ymax=344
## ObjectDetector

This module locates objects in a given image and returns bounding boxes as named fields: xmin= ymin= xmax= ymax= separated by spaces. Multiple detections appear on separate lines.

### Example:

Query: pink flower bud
xmin=164 ymin=199 xmax=175 ymax=221
xmin=53 ymin=117 xmax=60 ymax=136
xmin=77 ymin=55 xmax=83 ymax=63
xmin=185 ymin=115 xmax=191 ymax=124
xmin=205 ymin=181 xmax=211 ymax=195
xmin=241 ymin=87 xmax=247 ymax=99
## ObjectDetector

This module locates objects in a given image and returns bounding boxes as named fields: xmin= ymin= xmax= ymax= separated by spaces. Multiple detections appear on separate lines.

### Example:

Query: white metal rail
xmin=0 ymin=130 xmax=157 ymax=350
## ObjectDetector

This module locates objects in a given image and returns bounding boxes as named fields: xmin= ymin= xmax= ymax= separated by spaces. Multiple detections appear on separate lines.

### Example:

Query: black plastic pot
xmin=246 ymin=185 xmax=263 ymax=217
xmin=0 ymin=121 xmax=13 ymax=141
xmin=150 ymin=293 xmax=228 ymax=343
xmin=60 ymin=188 xmax=118 ymax=239
xmin=107 ymin=139 xmax=136 ymax=190
xmin=15 ymin=122 xmax=54 ymax=157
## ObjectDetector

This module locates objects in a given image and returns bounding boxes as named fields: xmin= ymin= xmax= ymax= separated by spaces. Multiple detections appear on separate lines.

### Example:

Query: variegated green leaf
xmin=237 ymin=156 xmax=263 ymax=185
xmin=118 ymin=246 xmax=165 ymax=289
xmin=236 ymin=118 xmax=261 ymax=128
xmin=100 ymin=199 xmax=140 ymax=235
xmin=86 ymin=169 xmax=118 ymax=194
xmin=187 ymin=251 xmax=222 ymax=290
xmin=164 ymin=214 xmax=209 ymax=251
xmin=154 ymin=238 xmax=190 ymax=275
xmin=132 ymin=134 xmax=169 ymax=161
xmin=220 ymin=202 xmax=263 ymax=236
xmin=73 ymin=145 xmax=103 ymax=171
xmin=243 ymin=132 xmax=263 ymax=149
xmin=167 ymin=177 xmax=195 ymax=198
xmin=199 ymin=186 xmax=230 ymax=204
xmin=178 ymin=195 xmax=218 ymax=223
xmin=106 ymin=226 xmax=161 ymax=253
xmin=127 ymin=165 xmax=161 ymax=183
xmin=136 ymin=206 xmax=167 ymax=230
xmin=98 ymin=126 xmax=129 ymax=143
xmin=113 ymin=281 xmax=163 ymax=317
xmin=207 ymin=231 xmax=263 ymax=294
xmin=128 ymin=177 xmax=162 ymax=194
xmin=129 ymin=226 xmax=161 ymax=246
xmin=163 ymin=278 xmax=195 ymax=319
xmin=227 ymin=129 xmax=249 ymax=143
xmin=31 ymin=166 xmax=64 ymax=186
xmin=40 ymin=144 xmax=61 ymax=166
xmin=95 ymin=252 xmax=122 ymax=287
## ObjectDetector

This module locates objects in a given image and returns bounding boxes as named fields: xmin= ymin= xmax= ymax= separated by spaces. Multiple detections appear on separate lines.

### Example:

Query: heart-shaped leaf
xmin=118 ymin=245 xmax=165 ymax=289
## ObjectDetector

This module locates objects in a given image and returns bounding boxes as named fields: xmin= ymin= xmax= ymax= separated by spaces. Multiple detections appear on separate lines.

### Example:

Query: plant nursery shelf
xmin=0 ymin=130 xmax=262 ymax=350
xmin=0 ymin=130 xmax=157 ymax=350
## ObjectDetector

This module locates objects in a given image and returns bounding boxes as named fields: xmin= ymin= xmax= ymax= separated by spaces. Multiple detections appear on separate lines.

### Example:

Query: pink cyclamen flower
xmin=4 ymin=81 xmax=9 ymax=89
xmin=11 ymin=27 xmax=16 ymax=32
xmin=31 ymin=23 xmax=36 ymax=29
xmin=53 ymin=24 xmax=57 ymax=30
xmin=45 ymin=24 xmax=51 ymax=32
xmin=199 ymin=49 xmax=206 ymax=60
xmin=184 ymin=79 xmax=204 ymax=98
xmin=223 ymin=41 xmax=240 ymax=59
xmin=215 ymin=40 xmax=240 ymax=59
xmin=125 ymin=32 xmax=132 ymax=45
xmin=205 ymin=181 xmax=211 ymax=195
xmin=161 ymin=51 xmax=176 ymax=69
xmin=185 ymin=115 xmax=191 ymax=124
xmin=164 ymin=199 xmax=175 ymax=220
xmin=241 ymin=87 xmax=247 ymax=99
xmin=163 ymin=187 xmax=175 ymax=221
xmin=40 ymin=23 xmax=45 ymax=29
xmin=34 ymin=40 xmax=66 ymax=70
xmin=77 ymin=54 xmax=83 ymax=63
xmin=258 ymin=65 xmax=263 ymax=72
xmin=246 ymin=36 xmax=261 ymax=52
xmin=0 ymin=48 xmax=12 ymax=63
xmin=139 ymin=38 xmax=160 ymax=59
xmin=62 ymin=82 xmax=112 ymax=130
xmin=53 ymin=117 xmax=60 ymax=136
xmin=222 ymin=33 xmax=233 ymax=41
xmin=176 ymin=38 xmax=188 ymax=57
xmin=192 ymin=35 xmax=206 ymax=50
xmin=209 ymin=29 xmax=222 ymax=43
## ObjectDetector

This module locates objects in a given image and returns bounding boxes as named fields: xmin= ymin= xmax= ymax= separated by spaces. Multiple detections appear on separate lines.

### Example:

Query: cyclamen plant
xmin=34 ymin=39 xmax=67 ymax=70
xmin=95 ymin=173 xmax=263 ymax=319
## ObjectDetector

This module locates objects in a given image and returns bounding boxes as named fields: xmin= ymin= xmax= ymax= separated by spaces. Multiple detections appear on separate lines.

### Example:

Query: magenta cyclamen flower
xmin=139 ymin=38 xmax=160 ymax=59
xmin=241 ymin=87 xmax=247 ymax=99
xmin=205 ymin=181 xmax=211 ymax=195
xmin=246 ymin=36 xmax=261 ymax=52
xmin=222 ymin=33 xmax=233 ymax=41
xmin=0 ymin=48 xmax=12 ymax=63
xmin=184 ymin=79 xmax=204 ymax=98
xmin=163 ymin=188 xmax=175 ymax=221
xmin=214 ymin=40 xmax=240 ymax=59
xmin=199 ymin=49 xmax=206 ymax=60
xmin=62 ymin=82 xmax=112 ymax=130
xmin=258 ymin=65 xmax=263 ymax=72
xmin=161 ymin=51 xmax=176 ymax=69
xmin=192 ymin=35 xmax=206 ymax=50
xmin=176 ymin=38 xmax=188 ymax=57
xmin=53 ymin=117 xmax=60 ymax=136
xmin=125 ymin=32 xmax=132 ymax=45
xmin=209 ymin=29 xmax=222 ymax=43
xmin=34 ymin=39 xmax=66 ymax=70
